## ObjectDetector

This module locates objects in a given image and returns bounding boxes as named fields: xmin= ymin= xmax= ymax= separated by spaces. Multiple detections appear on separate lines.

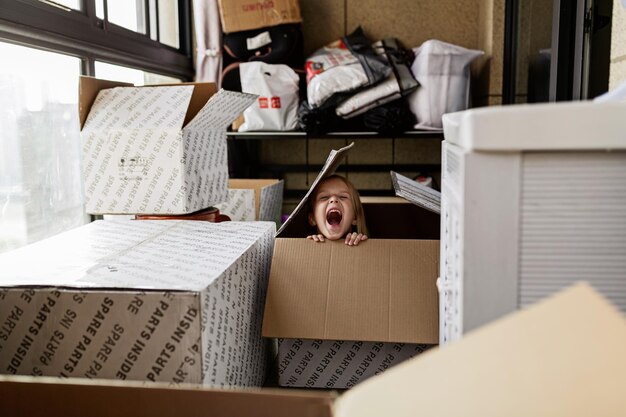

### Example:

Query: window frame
xmin=0 ymin=0 xmax=194 ymax=80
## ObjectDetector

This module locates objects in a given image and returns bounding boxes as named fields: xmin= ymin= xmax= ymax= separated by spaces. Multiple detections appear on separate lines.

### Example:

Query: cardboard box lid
xmin=442 ymin=100 xmax=626 ymax=152
xmin=262 ymin=238 xmax=439 ymax=344
xmin=0 ymin=220 xmax=274 ymax=292
xmin=0 ymin=376 xmax=335 ymax=417
xmin=334 ymin=282 xmax=626 ymax=417
xmin=229 ymin=179 xmax=284 ymax=220
xmin=390 ymin=171 xmax=441 ymax=214
xmin=277 ymin=142 xmax=354 ymax=236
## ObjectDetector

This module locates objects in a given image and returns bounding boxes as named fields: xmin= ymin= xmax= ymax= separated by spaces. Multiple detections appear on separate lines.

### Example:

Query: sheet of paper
xmin=391 ymin=171 xmax=441 ymax=214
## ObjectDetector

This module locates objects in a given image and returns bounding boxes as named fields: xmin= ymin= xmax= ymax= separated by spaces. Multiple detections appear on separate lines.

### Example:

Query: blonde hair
xmin=309 ymin=175 xmax=368 ymax=235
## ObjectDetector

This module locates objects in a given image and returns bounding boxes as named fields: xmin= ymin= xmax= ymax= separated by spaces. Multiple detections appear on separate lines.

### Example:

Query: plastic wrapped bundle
xmin=407 ymin=39 xmax=483 ymax=130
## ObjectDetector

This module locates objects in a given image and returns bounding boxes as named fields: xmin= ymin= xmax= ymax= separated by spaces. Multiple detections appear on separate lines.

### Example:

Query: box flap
xmin=277 ymin=143 xmax=354 ymax=236
xmin=178 ymin=82 xmax=217 ymax=127
xmin=79 ymin=76 xmax=133 ymax=129
xmin=391 ymin=171 xmax=441 ymax=214
xmin=263 ymin=238 xmax=439 ymax=344
xmin=0 ymin=376 xmax=335 ymax=417
xmin=0 ymin=220 xmax=274 ymax=292
xmin=184 ymin=89 xmax=258 ymax=132
xmin=82 ymin=84 xmax=194 ymax=131
xmin=229 ymin=179 xmax=282 ymax=220
xmin=334 ymin=282 xmax=626 ymax=417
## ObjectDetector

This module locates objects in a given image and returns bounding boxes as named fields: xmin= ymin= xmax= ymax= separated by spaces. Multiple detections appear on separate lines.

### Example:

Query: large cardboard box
xmin=3 ymin=283 xmax=626 ymax=416
xmin=79 ymin=76 xmax=257 ymax=215
xmin=438 ymin=101 xmax=626 ymax=344
xmin=216 ymin=179 xmax=284 ymax=223
xmin=0 ymin=219 xmax=275 ymax=386
xmin=217 ymin=0 xmax=302 ymax=33
xmin=261 ymin=143 xmax=441 ymax=389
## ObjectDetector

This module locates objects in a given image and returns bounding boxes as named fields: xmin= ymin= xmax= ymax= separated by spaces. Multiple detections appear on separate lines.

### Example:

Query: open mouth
xmin=326 ymin=209 xmax=343 ymax=226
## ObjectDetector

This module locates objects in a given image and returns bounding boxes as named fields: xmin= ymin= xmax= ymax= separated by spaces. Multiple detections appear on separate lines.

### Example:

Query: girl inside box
xmin=307 ymin=175 xmax=368 ymax=246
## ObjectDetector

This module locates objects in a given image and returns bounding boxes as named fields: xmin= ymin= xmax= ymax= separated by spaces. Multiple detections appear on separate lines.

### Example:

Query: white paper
xmin=259 ymin=181 xmax=284 ymax=223
xmin=184 ymin=89 xmax=258 ymax=132
xmin=391 ymin=171 xmax=441 ymax=214
xmin=215 ymin=189 xmax=256 ymax=221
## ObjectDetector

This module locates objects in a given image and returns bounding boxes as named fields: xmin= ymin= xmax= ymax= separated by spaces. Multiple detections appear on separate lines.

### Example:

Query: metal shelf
xmin=226 ymin=130 xmax=443 ymax=140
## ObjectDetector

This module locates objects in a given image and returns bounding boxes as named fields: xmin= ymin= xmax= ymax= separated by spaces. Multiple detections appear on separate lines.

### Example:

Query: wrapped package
xmin=336 ymin=38 xmax=418 ymax=119
xmin=305 ymin=27 xmax=390 ymax=109
xmin=407 ymin=39 xmax=483 ymax=130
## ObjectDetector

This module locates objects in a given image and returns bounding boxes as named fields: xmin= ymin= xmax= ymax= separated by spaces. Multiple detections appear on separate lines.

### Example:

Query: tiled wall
xmin=610 ymin=0 xmax=626 ymax=89
xmin=256 ymin=0 xmax=505 ymax=214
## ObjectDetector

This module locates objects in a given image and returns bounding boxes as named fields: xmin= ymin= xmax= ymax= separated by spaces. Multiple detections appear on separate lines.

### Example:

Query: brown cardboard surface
xmin=263 ymin=239 xmax=439 ymax=344
xmin=0 ymin=376 xmax=335 ymax=417
xmin=217 ymin=0 xmax=302 ymax=33
xmin=334 ymin=282 xmax=626 ymax=417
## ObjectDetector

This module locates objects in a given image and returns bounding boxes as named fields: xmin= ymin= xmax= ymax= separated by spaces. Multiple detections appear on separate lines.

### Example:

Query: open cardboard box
xmin=79 ymin=76 xmax=257 ymax=215
xmin=3 ymin=283 xmax=625 ymax=416
xmin=261 ymin=143 xmax=441 ymax=388
xmin=216 ymin=179 xmax=284 ymax=223
xmin=0 ymin=219 xmax=275 ymax=386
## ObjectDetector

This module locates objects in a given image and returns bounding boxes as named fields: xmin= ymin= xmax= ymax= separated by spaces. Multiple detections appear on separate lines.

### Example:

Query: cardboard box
xmin=79 ymin=76 xmax=257 ymax=215
xmin=217 ymin=0 xmax=302 ymax=33
xmin=0 ymin=219 xmax=275 ymax=386
xmin=261 ymin=143 xmax=440 ymax=389
xmin=215 ymin=179 xmax=284 ymax=223
xmin=3 ymin=283 xmax=626 ymax=416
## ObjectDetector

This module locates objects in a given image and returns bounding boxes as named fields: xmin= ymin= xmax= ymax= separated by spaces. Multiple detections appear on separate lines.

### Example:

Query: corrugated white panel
xmin=439 ymin=144 xmax=464 ymax=344
xmin=520 ymin=152 xmax=626 ymax=313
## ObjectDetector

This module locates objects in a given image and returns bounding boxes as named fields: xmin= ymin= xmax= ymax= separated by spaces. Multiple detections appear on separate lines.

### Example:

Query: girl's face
xmin=309 ymin=177 xmax=356 ymax=240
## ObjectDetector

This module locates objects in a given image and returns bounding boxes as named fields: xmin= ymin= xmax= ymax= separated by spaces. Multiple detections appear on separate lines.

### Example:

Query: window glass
xmin=100 ymin=0 xmax=147 ymax=34
xmin=39 ymin=0 xmax=81 ymax=10
xmin=158 ymin=0 xmax=179 ymax=49
xmin=0 ymin=42 xmax=89 ymax=254
xmin=148 ymin=0 xmax=158 ymax=41
xmin=95 ymin=61 xmax=183 ymax=85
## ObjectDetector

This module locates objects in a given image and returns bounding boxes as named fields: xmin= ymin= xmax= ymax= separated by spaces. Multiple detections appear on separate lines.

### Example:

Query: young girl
xmin=307 ymin=175 xmax=369 ymax=246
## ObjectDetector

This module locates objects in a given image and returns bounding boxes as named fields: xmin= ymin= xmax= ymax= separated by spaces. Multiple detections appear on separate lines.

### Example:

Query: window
xmin=0 ymin=0 xmax=193 ymax=253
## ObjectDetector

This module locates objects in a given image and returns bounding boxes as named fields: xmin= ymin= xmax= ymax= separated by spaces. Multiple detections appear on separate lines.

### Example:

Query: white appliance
xmin=439 ymin=100 xmax=626 ymax=344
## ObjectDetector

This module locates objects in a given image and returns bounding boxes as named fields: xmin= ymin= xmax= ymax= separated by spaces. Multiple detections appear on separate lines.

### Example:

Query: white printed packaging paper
xmin=216 ymin=179 xmax=284 ymax=224
xmin=277 ymin=338 xmax=430 ymax=389
xmin=0 ymin=220 xmax=275 ymax=387
xmin=407 ymin=39 xmax=483 ymax=130
xmin=81 ymin=85 xmax=257 ymax=215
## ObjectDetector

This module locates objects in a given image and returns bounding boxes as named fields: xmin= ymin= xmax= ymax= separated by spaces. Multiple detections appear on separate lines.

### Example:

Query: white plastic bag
xmin=239 ymin=62 xmax=299 ymax=131
xmin=408 ymin=40 xmax=483 ymax=130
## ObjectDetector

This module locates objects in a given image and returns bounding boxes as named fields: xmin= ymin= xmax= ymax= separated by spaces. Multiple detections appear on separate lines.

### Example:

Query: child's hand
xmin=345 ymin=232 xmax=368 ymax=246
xmin=307 ymin=234 xmax=326 ymax=242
